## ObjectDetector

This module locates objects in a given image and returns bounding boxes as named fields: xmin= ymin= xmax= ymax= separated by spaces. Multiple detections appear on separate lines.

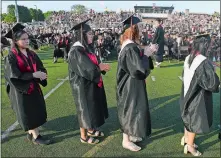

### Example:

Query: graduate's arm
xmin=4 ymin=54 xmax=32 ymax=93
xmin=7 ymin=53 xmax=34 ymax=81
xmin=35 ymin=53 xmax=47 ymax=87
xmin=125 ymin=45 xmax=150 ymax=80
xmin=198 ymin=60 xmax=220 ymax=93
xmin=69 ymin=48 xmax=101 ymax=83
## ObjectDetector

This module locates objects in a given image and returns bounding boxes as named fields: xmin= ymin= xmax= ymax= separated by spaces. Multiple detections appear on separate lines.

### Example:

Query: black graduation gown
xmin=4 ymin=50 xmax=47 ymax=131
xmin=180 ymin=55 xmax=220 ymax=134
xmin=116 ymin=42 xmax=152 ymax=139
xmin=68 ymin=43 xmax=108 ymax=129
xmin=152 ymin=25 xmax=164 ymax=62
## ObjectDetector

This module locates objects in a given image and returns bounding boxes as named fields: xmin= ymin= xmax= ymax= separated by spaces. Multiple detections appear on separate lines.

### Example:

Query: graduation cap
xmin=211 ymin=33 xmax=217 ymax=37
xmin=4 ymin=23 xmax=25 ymax=39
xmin=69 ymin=19 xmax=91 ymax=43
xmin=121 ymin=14 xmax=141 ymax=35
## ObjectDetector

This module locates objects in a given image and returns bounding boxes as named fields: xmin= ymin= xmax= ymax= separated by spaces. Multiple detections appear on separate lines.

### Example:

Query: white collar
xmin=72 ymin=41 xmax=84 ymax=48
xmin=68 ymin=41 xmax=84 ymax=58
xmin=118 ymin=39 xmax=134 ymax=58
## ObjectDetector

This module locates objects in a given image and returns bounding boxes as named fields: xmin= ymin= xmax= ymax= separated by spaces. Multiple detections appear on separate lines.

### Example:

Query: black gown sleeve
xmin=4 ymin=53 xmax=33 ymax=94
xmin=125 ymin=45 xmax=150 ymax=80
xmin=69 ymin=47 xmax=101 ymax=83
xmin=35 ymin=53 xmax=47 ymax=87
xmin=197 ymin=60 xmax=220 ymax=93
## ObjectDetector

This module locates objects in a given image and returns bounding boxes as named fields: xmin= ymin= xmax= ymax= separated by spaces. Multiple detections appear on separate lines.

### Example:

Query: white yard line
xmin=151 ymin=76 xmax=156 ymax=82
xmin=1 ymin=76 xmax=69 ymax=141
xmin=178 ymin=76 xmax=183 ymax=81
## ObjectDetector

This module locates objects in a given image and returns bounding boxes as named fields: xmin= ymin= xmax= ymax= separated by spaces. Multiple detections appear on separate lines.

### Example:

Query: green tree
xmin=29 ymin=8 xmax=45 ymax=21
xmin=6 ymin=5 xmax=32 ymax=22
xmin=4 ymin=14 xmax=16 ymax=23
xmin=58 ymin=10 xmax=65 ymax=14
xmin=44 ymin=11 xmax=53 ymax=20
xmin=213 ymin=11 xmax=220 ymax=17
xmin=29 ymin=8 xmax=37 ymax=21
xmin=37 ymin=9 xmax=45 ymax=21
xmin=71 ymin=4 xmax=88 ymax=14
xmin=18 ymin=5 xmax=32 ymax=22
xmin=1 ymin=13 xmax=7 ymax=21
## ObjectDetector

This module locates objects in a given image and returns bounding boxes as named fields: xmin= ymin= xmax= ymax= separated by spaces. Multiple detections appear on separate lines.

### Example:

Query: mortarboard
xmin=69 ymin=19 xmax=91 ymax=32
xmin=121 ymin=14 xmax=141 ymax=35
xmin=69 ymin=19 xmax=91 ymax=43
xmin=211 ymin=33 xmax=217 ymax=36
xmin=4 ymin=23 xmax=25 ymax=39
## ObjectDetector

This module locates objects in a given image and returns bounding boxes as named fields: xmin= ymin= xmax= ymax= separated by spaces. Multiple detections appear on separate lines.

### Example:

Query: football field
xmin=1 ymin=46 xmax=220 ymax=157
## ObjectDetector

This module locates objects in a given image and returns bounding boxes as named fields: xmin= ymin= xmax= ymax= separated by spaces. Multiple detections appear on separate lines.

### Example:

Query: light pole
xmin=34 ymin=5 xmax=38 ymax=21
xmin=15 ymin=0 xmax=19 ymax=22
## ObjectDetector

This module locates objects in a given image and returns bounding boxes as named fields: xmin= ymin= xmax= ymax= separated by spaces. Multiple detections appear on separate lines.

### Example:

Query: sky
xmin=1 ymin=1 xmax=220 ymax=14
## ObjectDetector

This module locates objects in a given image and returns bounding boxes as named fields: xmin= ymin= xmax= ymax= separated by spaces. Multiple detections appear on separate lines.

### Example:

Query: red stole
xmin=11 ymin=48 xmax=38 ymax=94
xmin=87 ymin=53 xmax=103 ymax=88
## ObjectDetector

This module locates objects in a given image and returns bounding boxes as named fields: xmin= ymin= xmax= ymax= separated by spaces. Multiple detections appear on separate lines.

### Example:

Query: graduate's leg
xmin=122 ymin=133 xmax=141 ymax=152
xmin=80 ymin=128 xmax=99 ymax=144
xmin=182 ymin=127 xmax=198 ymax=148
xmin=184 ymin=127 xmax=188 ymax=142
xmin=28 ymin=128 xmax=51 ymax=145
xmin=28 ymin=128 xmax=40 ymax=139
xmin=80 ymin=127 xmax=87 ymax=140
xmin=187 ymin=131 xmax=195 ymax=147
xmin=184 ymin=131 xmax=201 ymax=156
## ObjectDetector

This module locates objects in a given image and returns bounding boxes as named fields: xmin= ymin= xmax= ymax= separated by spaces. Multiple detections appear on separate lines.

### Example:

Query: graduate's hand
xmin=99 ymin=63 xmax=110 ymax=72
xmin=144 ymin=43 xmax=159 ymax=57
xmin=33 ymin=71 xmax=47 ymax=80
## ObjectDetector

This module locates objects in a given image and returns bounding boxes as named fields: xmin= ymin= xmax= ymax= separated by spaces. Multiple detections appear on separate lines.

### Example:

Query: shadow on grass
xmin=2 ymin=93 xmax=219 ymax=153
xmin=41 ymin=107 xmax=120 ymax=144
xmin=160 ymin=63 xmax=184 ymax=68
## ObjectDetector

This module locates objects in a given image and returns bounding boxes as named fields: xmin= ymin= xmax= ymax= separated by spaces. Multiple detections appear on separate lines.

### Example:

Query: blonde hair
xmin=120 ymin=25 xmax=139 ymax=45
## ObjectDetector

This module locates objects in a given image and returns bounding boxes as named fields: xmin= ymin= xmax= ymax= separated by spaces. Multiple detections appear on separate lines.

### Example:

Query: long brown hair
xmin=120 ymin=24 xmax=140 ymax=45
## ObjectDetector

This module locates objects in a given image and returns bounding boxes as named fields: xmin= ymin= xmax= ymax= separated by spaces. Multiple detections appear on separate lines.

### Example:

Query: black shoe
xmin=27 ymin=133 xmax=33 ymax=141
xmin=33 ymin=135 xmax=51 ymax=145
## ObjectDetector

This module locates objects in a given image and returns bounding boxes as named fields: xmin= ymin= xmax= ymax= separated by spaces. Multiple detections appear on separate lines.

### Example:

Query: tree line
xmin=1 ymin=4 xmax=90 ymax=23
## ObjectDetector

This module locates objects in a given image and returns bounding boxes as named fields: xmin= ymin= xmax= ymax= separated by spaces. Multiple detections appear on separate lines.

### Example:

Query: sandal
xmin=87 ymin=130 xmax=104 ymax=138
xmin=181 ymin=136 xmax=198 ymax=149
xmin=26 ymin=133 xmax=33 ymax=141
xmin=80 ymin=136 xmax=99 ymax=145
xmin=184 ymin=144 xmax=202 ymax=156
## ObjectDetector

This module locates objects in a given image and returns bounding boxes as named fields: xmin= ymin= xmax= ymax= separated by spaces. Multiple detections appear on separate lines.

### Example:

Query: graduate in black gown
xmin=116 ymin=15 xmax=158 ymax=152
xmin=4 ymin=23 xmax=51 ymax=145
xmin=180 ymin=34 xmax=220 ymax=156
xmin=152 ymin=19 xmax=165 ymax=68
xmin=68 ymin=19 xmax=110 ymax=145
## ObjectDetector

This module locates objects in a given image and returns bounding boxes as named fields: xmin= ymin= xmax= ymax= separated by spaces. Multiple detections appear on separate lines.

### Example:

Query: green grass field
xmin=1 ymin=46 xmax=220 ymax=157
